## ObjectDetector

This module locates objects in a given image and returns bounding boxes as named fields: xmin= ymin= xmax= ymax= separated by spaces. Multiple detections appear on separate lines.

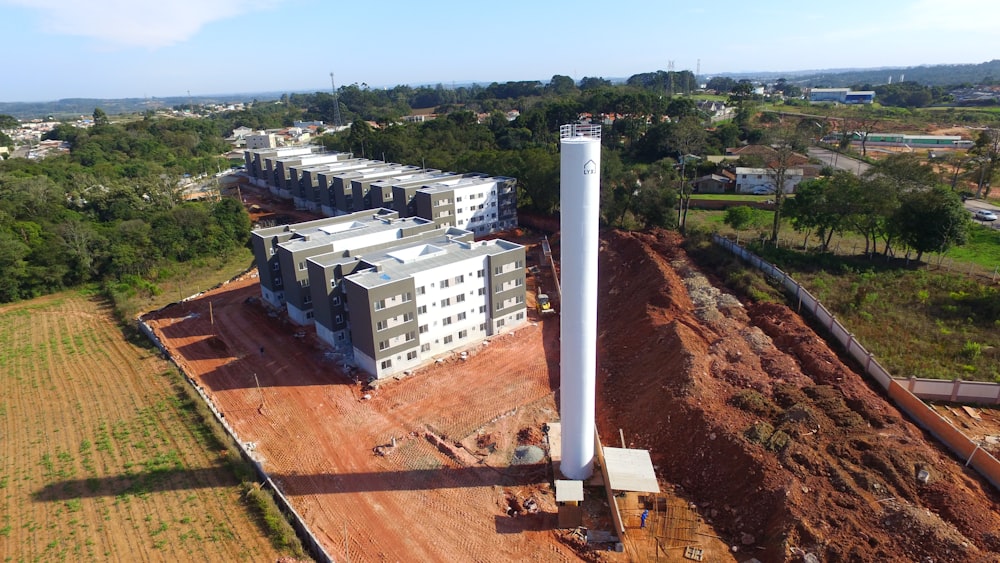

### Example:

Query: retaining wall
xmin=713 ymin=235 xmax=1000 ymax=493
xmin=138 ymin=319 xmax=333 ymax=562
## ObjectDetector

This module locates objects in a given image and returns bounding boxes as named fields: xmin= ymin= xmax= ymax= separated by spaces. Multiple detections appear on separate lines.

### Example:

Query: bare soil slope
xmin=595 ymin=229 xmax=1000 ymax=561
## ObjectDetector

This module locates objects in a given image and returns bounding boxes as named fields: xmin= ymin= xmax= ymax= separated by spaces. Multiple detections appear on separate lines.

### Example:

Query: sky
xmin=1 ymin=0 xmax=999 ymax=102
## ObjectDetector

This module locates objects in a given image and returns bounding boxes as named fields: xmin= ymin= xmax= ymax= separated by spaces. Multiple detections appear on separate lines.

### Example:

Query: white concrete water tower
xmin=558 ymin=124 xmax=601 ymax=480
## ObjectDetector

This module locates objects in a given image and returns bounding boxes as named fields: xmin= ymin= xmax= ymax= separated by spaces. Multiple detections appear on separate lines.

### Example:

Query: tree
xmin=892 ymin=186 xmax=969 ymax=261
xmin=971 ymin=126 xmax=1000 ymax=198
xmin=0 ymin=114 xmax=18 ymax=130
xmin=783 ymin=172 xmax=858 ymax=250
xmin=546 ymin=75 xmax=578 ymax=96
xmin=724 ymin=206 xmax=758 ymax=232
xmin=728 ymin=80 xmax=755 ymax=127
xmin=92 ymin=107 xmax=109 ymax=127
xmin=763 ymin=121 xmax=805 ymax=243
xmin=578 ymin=77 xmax=612 ymax=91
xmin=842 ymin=106 xmax=881 ymax=157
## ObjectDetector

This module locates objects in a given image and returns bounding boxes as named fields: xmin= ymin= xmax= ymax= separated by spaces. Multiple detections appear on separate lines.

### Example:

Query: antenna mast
xmin=330 ymin=72 xmax=344 ymax=128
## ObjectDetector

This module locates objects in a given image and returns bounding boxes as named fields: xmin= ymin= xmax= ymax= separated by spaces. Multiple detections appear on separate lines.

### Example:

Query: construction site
xmin=140 ymin=131 xmax=1000 ymax=562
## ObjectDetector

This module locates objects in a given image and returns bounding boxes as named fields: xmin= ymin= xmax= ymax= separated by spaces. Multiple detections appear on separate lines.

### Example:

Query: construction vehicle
xmin=537 ymin=293 xmax=554 ymax=314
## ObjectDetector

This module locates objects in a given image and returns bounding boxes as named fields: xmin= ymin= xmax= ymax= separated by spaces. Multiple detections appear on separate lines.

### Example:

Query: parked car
xmin=974 ymin=209 xmax=998 ymax=222
xmin=750 ymin=185 xmax=776 ymax=195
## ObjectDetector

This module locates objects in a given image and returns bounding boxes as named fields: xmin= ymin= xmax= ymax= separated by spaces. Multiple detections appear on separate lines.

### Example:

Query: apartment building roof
xmin=416 ymin=174 xmax=512 ymax=194
xmin=348 ymin=237 xmax=523 ymax=290
xmin=278 ymin=214 xmax=437 ymax=254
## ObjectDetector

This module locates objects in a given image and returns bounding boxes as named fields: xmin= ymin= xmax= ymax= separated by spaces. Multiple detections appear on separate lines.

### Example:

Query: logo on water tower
xmin=583 ymin=160 xmax=597 ymax=175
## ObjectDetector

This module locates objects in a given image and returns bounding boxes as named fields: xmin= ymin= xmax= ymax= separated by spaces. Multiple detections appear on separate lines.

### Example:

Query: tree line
xmin=0 ymin=112 xmax=250 ymax=303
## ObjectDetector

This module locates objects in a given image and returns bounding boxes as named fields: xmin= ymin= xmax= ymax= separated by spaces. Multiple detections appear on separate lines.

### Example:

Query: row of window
xmin=373 ymin=291 xmax=413 ymax=311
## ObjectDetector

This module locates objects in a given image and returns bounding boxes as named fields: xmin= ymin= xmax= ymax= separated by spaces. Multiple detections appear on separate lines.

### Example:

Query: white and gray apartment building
xmin=243 ymin=147 xmax=518 ymax=236
xmin=250 ymin=209 xmax=527 ymax=379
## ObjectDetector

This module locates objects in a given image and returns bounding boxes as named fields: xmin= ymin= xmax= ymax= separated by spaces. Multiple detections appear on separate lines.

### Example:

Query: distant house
xmin=231 ymin=126 xmax=253 ymax=140
xmin=692 ymin=174 xmax=732 ymax=194
xmin=734 ymin=167 xmax=804 ymax=194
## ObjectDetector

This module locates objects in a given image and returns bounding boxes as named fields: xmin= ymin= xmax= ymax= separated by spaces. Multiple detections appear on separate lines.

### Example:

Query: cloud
xmin=2 ymin=0 xmax=285 ymax=48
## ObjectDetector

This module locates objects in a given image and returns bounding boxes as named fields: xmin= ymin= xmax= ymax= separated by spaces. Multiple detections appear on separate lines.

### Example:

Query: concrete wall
xmin=714 ymin=235 xmax=1000 ymax=493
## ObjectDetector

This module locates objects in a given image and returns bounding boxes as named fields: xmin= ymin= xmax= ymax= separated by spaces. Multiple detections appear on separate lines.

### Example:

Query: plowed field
xmin=0 ymin=292 xmax=281 ymax=561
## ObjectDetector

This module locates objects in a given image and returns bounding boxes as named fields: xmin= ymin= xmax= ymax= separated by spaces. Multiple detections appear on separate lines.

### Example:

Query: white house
xmin=734 ymin=167 xmax=804 ymax=194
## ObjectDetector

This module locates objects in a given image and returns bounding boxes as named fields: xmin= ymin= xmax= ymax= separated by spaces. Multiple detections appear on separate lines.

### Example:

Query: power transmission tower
xmin=667 ymin=60 xmax=675 ymax=96
xmin=330 ymin=72 xmax=344 ymax=128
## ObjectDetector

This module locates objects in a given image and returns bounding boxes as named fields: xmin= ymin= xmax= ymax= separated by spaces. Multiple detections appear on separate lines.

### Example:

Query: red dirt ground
xmin=144 ymin=268 xmax=588 ymax=562
xmin=144 ymin=199 xmax=1000 ymax=561
xmin=595 ymin=229 xmax=1000 ymax=561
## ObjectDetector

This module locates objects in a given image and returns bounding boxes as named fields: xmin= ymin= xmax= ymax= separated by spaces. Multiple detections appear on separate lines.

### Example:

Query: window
xmin=379 ymin=340 xmax=389 ymax=351
xmin=456 ymin=294 xmax=465 ymax=303
xmin=497 ymin=319 xmax=505 ymax=327
xmin=479 ymin=305 xmax=486 ymax=313
xmin=478 ymin=288 xmax=485 ymax=296
xmin=377 ymin=320 xmax=387 ymax=331
xmin=418 ymin=324 xmax=428 ymax=334
xmin=457 ymin=312 xmax=466 ymax=321
xmin=333 ymin=295 xmax=341 ymax=305
xmin=403 ymin=312 xmax=414 ymax=322
xmin=416 ymin=285 xmax=426 ymax=295
xmin=477 ymin=269 xmax=484 ymax=278
xmin=380 ymin=359 xmax=392 ymax=369
xmin=458 ymin=330 xmax=468 ymax=339
xmin=456 ymin=196 xmax=462 ymax=202
xmin=444 ymin=335 xmax=453 ymax=344
xmin=479 ymin=323 xmax=486 ymax=331
xmin=272 ymin=262 xmax=280 ymax=271
xmin=440 ymin=279 xmax=450 ymax=288
xmin=335 ymin=314 xmax=343 ymax=324
xmin=421 ymin=343 xmax=431 ymax=352
xmin=407 ymin=351 xmax=417 ymax=360
xmin=274 ymin=277 xmax=283 ymax=287
xmin=440 ymin=298 xmax=451 ymax=307
xmin=516 ymin=312 xmax=525 ymax=320
xmin=304 ymin=293 xmax=313 ymax=305
xmin=405 ymin=331 xmax=416 ymax=342
xmin=455 ymin=275 xmax=464 ymax=284
xmin=418 ymin=305 xmax=427 ymax=314
xmin=443 ymin=316 xmax=452 ymax=326
xmin=298 ymin=261 xmax=306 ymax=271
xmin=374 ymin=299 xmax=386 ymax=311
xmin=270 ymin=247 xmax=276 ymax=256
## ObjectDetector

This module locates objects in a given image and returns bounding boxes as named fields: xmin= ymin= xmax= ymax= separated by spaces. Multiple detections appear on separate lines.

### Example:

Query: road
xmin=807 ymin=146 xmax=872 ymax=175
xmin=965 ymin=199 xmax=1000 ymax=230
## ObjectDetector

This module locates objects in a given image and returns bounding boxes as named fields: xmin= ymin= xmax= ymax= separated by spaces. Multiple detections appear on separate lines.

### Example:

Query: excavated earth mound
xmin=595 ymin=228 xmax=1000 ymax=562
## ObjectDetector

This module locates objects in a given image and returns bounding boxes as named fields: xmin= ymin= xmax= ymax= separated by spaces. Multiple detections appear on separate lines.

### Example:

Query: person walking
xmin=640 ymin=509 xmax=649 ymax=529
